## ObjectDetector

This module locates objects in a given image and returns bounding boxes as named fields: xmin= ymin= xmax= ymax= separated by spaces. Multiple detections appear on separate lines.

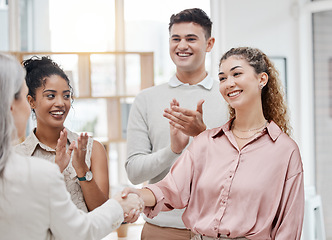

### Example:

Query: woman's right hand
xmin=55 ymin=129 xmax=75 ymax=172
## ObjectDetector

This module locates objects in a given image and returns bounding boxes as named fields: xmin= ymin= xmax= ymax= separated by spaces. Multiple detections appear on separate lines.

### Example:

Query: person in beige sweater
xmin=125 ymin=8 xmax=227 ymax=240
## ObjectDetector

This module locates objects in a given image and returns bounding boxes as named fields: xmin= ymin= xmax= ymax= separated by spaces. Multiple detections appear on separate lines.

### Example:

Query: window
xmin=0 ymin=0 xmax=8 ymax=51
xmin=49 ymin=0 xmax=116 ymax=52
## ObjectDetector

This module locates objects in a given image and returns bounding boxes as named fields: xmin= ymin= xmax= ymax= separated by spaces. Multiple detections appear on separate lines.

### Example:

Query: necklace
xmin=233 ymin=120 xmax=268 ymax=132
xmin=232 ymin=130 xmax=260 ymax=140
xmin=232 ymin=120 xmax=268 ymax=140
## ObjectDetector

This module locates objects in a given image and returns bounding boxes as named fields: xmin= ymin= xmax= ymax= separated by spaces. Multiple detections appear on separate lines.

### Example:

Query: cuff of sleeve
xmin=106 ymin=199 xmax=125 ymax=230
xmin=143 ymin=185 xmax=165 ymax=218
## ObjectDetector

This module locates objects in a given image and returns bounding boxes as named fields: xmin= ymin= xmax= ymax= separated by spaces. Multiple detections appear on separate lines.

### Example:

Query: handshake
xmin=113 ymin=188 xmax=145 ymax=223
xmin=55 ymin=129 xmax=147 ymax=224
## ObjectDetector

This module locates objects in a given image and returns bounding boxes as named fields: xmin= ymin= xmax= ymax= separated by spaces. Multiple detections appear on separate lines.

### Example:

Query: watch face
xmin=86 ymin=171 xmax=93 ymax=181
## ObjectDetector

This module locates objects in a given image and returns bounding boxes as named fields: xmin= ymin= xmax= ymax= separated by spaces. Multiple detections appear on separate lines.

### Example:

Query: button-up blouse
xmin=144 ymin=120 xmax=304 ymax=240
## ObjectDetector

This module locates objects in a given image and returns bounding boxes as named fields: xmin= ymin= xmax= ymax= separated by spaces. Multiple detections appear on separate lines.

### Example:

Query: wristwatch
xmin=77 ymin=171 xmax=93 ymax=182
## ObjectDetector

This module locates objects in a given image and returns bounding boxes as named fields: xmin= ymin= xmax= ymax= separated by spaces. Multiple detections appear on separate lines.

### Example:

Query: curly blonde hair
xmin=219 ymin=47 xmax=291 ymax=136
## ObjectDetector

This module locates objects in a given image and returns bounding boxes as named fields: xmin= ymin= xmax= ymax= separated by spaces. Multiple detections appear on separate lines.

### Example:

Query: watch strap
xmin=77 ymin=175 xmax=87 ymax=181
xmin=77 ymin=170 xmax=92 ymax=181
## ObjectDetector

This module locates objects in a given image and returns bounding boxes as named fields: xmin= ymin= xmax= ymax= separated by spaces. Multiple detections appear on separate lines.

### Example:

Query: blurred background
xmin=1 ymin=0 xmax=331 ymax=239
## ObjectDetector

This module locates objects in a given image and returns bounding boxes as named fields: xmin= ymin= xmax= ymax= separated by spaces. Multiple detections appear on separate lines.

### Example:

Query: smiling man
xmin=125 ymin=8 xmax=227 ymax=240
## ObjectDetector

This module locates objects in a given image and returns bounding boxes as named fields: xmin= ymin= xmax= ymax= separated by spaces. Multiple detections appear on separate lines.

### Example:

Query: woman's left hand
xmin=72 ymin=133 xmax=89 ymax=177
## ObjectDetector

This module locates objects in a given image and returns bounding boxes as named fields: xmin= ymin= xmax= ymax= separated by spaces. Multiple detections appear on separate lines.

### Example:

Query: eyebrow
xmin=43 ymin=89 xmax=71 ymax=93
xmin=218 ymin=65 xmax=242 ymax=75
xmin=171 ymin=34 xmax=198 ymax=38
xmin=185 ymin=34 xmax=198 ymax=38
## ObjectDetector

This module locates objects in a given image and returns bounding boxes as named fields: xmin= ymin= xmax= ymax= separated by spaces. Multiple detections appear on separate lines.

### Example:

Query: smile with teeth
xmin=228 ymin=90 xmax=242 ymax=97
xmin=50 ymin=111 xmax=65 ymax=116
xmin=177 ymin=52 xmax=192 ymax=57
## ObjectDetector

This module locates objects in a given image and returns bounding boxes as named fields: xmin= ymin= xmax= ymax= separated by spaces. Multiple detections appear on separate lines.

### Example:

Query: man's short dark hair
xmin=169 ymin=8 xmax=212 ymax=39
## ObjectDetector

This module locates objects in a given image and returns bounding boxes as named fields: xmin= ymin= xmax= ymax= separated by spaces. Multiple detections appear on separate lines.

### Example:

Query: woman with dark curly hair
xmin=15 ymin=56 xmax=110 ymax=213
xmin=122 ymin=47 xmax=304 ymax=240
xmin=0 ymin=53 xmax=143 ymax=240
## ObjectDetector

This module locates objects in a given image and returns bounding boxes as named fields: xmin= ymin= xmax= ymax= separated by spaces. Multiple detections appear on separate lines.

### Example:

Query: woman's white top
xmin=0 ymin=152 xmax=123 ymax=240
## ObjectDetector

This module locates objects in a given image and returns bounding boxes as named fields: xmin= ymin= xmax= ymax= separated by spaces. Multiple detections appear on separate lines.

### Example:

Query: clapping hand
xmin=72 ymin=133 xmax=90 ymax=177
xmin=55 ymin=128 xmax=75 ymax=172
xmin=163 ymin=98 xmax=206 ymax=137
xmin=163 ymin=99 xmax=190 ymax=154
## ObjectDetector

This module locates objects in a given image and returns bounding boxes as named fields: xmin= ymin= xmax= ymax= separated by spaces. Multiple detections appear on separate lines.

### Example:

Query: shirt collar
xmin=168 ymin=73 xmax=214 ymax=90
xmin=24 ymin=127 xmax=74 ymax=155
xmin=212 ymin=119 xmax=282 ymax=141
xmin=23 ymin=129 xmax=42 ymax=156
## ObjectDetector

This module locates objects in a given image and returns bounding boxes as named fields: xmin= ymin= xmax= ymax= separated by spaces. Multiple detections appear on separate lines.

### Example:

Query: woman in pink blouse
xmin=123 ymin=47 xmax=304 ymax=240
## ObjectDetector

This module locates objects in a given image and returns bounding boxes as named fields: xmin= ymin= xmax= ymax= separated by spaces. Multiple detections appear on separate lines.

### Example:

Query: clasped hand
xmin=114 ymin=192 xmax=144 ymax=223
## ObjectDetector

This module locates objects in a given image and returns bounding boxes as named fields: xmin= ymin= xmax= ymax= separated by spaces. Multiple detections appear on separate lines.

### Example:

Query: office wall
xmin=313 ymin=10 xmax=332 ymax=238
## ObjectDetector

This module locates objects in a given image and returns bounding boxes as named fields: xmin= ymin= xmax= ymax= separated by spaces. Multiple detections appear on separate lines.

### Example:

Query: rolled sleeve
xmin=143 ymin=185 xmax=166 ymax=218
